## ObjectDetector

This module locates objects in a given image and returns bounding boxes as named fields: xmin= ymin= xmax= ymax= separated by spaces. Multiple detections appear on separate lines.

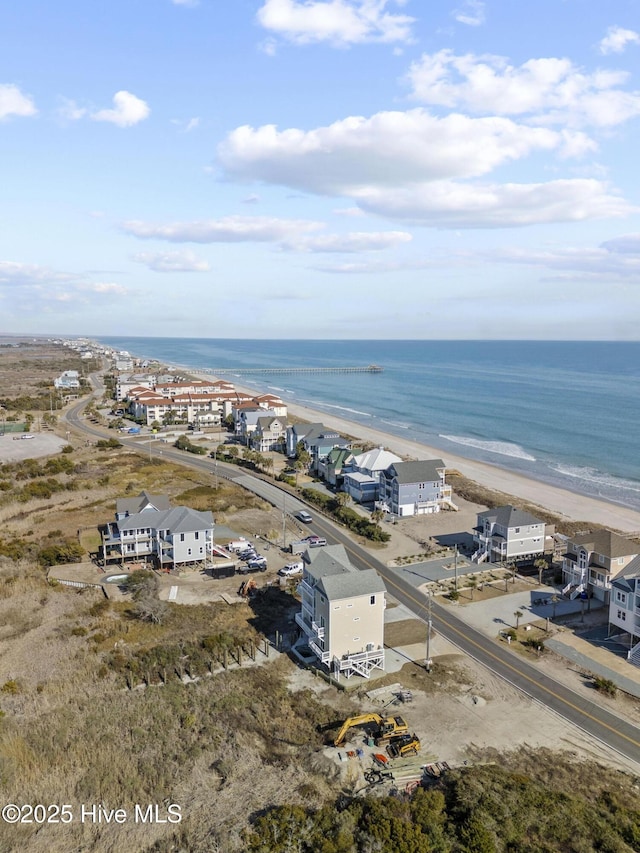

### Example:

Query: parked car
xmin=278 ymin=562 xmax=303 ymax=577
xmin=238 ymin=559 xmax=267 ymax=574
xmin=295 ymin=510 xmax=313 ymax=524
xmin=239 ymin=549 xmax=258 ymax=561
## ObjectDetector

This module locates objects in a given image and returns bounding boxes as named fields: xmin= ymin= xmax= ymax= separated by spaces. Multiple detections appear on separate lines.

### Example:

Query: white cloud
xmin=0 ymin=261 xmax=128 ymax=308
xmin=122 ymin=215 xmax=323 ymax=243
xmin=601 ymin=233 xmax=640 ymax=254
xmin=352 ymin=179 xmax=634 ymax=227
xmin=405 ymin=49 xmax=640 ymax=127
xmin=92 ymin=91 xmax=150 ymax=127
xmin=172 ymin=0 xmax=199 ymax=6
xmin=218 ymin=109 xmax=575 ymax=194
xmin=123 ymin=216 xmax=409 ymax=253
xmin=333 ymin=206 xmax=366 ymax=216
xmin=131 ymin=250 xmax=211 ymax=272
xmin=483 ymin=242 xmax=640 ymax=281
xmin=0 ymin=83 xmax=37 ymax=120
xmin=57 ymin=97 xmax=87 ymax=121
xmin=282 ymin=230 xmax=412 ymax=252
xmin=599 ymin=26 xmax=640 ymax=55
xmin=256 ymin=0 xmax=415 ymax=47
xmin=453 ymin=0 xmax=485 ymax=27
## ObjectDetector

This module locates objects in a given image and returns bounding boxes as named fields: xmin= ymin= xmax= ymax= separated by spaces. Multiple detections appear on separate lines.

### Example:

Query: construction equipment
xmin=333 ymin=713 xmax=408 ymax=747
xmin=238 ymin=578 xmax=257 ymax=597
xmin=386 ymin=733 xmax=420 ymax=759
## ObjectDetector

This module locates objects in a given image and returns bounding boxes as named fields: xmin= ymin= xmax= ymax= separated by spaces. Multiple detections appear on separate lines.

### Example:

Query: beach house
xmin=295 ymin=545 xmax=386 ymax=679
xmin=377 ymin=459 xmax=454 ymax=517
xmin=342 ymin=447 xmax=403 ymax=505
xmin=100 ymin=490 xmax=214 ymax=571
xmin=608 ymin=557 xmax=640 ymax=665
xmin=249 ymin=415 xmax=287 ymax=453
xmin=473 ymin=505 xmax=547 ymax=564
xmin=286 ymin=423 xmax=351 ymax=473
xmin=562 ymin=530 xmax=639 ymax=602
xmin=317 ymin=446 xmax=354 ymax=487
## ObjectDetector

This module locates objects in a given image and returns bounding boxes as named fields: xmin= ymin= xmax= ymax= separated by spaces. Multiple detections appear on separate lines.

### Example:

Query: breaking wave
xmin=440 ymin=435 xmax=536 ymax=462
xmin=549 ymin=463 xmax=640 ymax=494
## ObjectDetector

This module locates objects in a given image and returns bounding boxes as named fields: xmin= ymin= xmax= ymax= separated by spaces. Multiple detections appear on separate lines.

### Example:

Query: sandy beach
xmin=283 ymin=397 xmax=640 ymax=533
xmin=187 ymin=370 xmax=640 ymax=535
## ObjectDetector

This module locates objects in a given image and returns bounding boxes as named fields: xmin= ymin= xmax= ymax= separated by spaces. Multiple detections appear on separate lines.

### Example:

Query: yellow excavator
xmin=333 ymin=713 xmax=409 ymax=747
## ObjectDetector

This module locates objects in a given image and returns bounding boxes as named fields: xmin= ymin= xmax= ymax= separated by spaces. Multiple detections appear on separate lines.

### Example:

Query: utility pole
xmin=425 ymin=592 xmax=433 ymax=672
xmin=282 ymin=493 xmax=287 ymax=550
xmin=454 ymin=544 xmax=458 ymax=591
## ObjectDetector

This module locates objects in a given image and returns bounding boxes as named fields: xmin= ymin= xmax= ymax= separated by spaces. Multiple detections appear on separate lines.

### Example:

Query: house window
xmin=180 ymin=534 xmax=185 ymax=542
xmin=514 ymin=528 xmax=520 ymax=534
xmin=195 ymin=532 xmax=199 ymax=540
xmin=618 ymin=558 xmax=625 ymax=565
xmin=370 ymin=595 xmax=376 ymax=605
xmin=353 ymin=637 xmax=360 ymax=642
xmin=188 ymin=548 xmax=192 ymax=555
xmin=617 ymin=591 xmax=627 ymax=604
xmin=347 ymin=603 xmax=353 ymax=608
xmin=354 ymin=616 xmax=360 ymax=622
xmin=599 ymin=554 xmax=605 ymax=564
xmin=334 ymin=605 xmax=341 ymax=610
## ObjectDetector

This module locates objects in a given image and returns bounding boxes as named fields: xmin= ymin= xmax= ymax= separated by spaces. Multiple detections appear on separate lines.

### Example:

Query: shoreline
xmin=176 ymin=367 xmax=640 ymax=535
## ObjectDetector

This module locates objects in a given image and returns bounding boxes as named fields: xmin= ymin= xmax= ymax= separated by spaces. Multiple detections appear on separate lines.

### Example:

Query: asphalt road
xmin=63 ymin=379 xmax=640 ymax=768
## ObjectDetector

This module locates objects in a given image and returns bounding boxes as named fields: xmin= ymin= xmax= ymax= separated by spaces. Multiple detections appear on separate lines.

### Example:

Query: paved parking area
xmin=0 ymin=432 xmax=67 ymax=461
xmin=443 ymin=585 xmax=603 ymax=637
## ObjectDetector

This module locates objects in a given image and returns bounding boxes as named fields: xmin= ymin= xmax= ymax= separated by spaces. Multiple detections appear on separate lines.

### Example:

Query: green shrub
xmin=593 ymin=676 xmax=617 ymax=696
xmin=96 ymin=438 xmax=122 ymax=450
xmin=37 ymin=539 xmax=84 ymax=567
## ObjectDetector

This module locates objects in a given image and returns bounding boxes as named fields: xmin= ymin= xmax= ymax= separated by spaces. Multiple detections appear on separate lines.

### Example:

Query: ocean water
xmin=97 ymin=338 xmax=640 ymax=512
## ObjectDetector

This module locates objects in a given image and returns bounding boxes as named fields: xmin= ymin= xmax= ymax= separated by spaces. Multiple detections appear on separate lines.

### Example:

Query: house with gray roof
xmin=608 ymin=556 xmax=640 ymax=665
xmin=295 ymin=544 xmax=386 ymax=679
xmin=473 ymin=505 xmax=547 ymax=565
xmin=286 ymin=423 xmax=351 ymax=473
xmin=563 ymin=529 xmax=639 ymax=603
xmin=101 ymin=492 xmax=214 ymax=570
xmin=249 ymin=415 xmax=287 ymax=453
xmin=342 ymin=447 xmax=402 ymax=504
xmin=378 ymin=458 xmax=455 ymax=517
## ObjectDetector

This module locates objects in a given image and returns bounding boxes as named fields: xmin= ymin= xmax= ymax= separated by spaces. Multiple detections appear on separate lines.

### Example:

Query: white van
xmin=227 ymin=538 xmax=252 ymax=553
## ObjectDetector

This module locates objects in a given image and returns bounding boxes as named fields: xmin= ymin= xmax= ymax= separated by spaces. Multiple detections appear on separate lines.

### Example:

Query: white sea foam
xmin=549 ymin=463 xmax=640 ymax=494
xmin=268 ymin=385 xmax=285 ymax=392
xmin=320 ymin=403 xmax=373 ymax=417
xmin=381 ymin=419 xmax=411 ymax=430
xmin=440 ymin=435 xmax=536 ymax=462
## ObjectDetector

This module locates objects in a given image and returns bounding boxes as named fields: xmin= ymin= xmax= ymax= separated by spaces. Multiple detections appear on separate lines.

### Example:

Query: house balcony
xmin=295 ymin=611 xmax=312 ymax=635
xmin=308 ymin=638 xmax=331 ymax=664
xmin=333 ymin=645 xmax=385 ymax=679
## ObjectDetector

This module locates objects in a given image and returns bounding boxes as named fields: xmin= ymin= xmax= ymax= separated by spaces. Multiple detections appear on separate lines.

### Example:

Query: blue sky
xmin=1 ymin=0 xmax=640 ymax=339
